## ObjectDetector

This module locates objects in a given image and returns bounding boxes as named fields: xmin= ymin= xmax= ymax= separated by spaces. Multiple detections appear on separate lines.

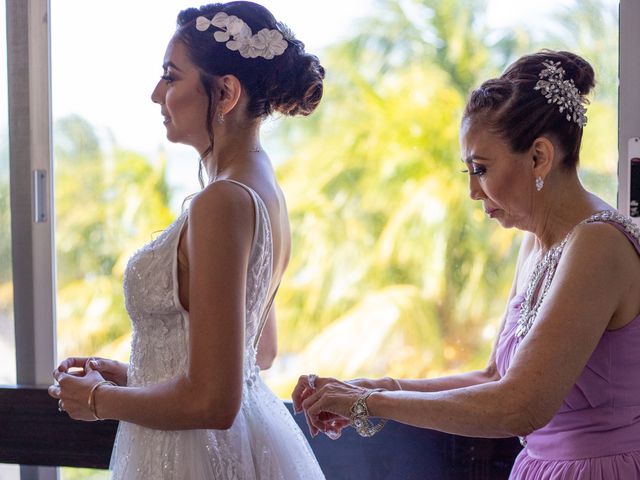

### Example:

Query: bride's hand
xmin=48 ymin=362 xmax=107 ymax=421
xmin=56 ymin=356 xmax=128 ymax=386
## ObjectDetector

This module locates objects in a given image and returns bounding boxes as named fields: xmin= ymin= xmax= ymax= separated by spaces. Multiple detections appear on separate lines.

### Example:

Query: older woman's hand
xmin=293 ymin=375 xmax=367 ymax=438
xmin=48 ymin=362 xmax=106 ymax=421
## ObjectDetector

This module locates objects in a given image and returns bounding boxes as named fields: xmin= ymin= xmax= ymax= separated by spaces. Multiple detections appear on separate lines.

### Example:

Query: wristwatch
xmin=350 ymin=388 xmax=386 ymax=437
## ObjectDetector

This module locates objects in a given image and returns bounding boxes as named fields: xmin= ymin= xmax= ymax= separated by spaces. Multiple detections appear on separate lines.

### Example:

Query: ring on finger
xmin=308 ymin=373 xmax=318 ymax=390
xmin=57 ymin=399 xmax=64 ymax=412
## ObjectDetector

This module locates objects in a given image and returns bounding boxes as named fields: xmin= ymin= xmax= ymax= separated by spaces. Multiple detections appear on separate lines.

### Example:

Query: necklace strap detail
xmin=515 ymin=210 xmax=638 ymax=340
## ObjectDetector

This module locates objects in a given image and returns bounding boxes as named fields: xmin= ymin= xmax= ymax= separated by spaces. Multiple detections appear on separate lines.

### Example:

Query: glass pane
xmin=60 ymin=468 xmax=109 ymax=480
xmin=50 ymin=0 xmax=619 ymax=406
xmin=51 ymin=1 xmax=182 ymax=367
xmin=263 ymin=0 xmax=620 ymax=395
xmin=0 ymin=0 xmax=16 ymax=385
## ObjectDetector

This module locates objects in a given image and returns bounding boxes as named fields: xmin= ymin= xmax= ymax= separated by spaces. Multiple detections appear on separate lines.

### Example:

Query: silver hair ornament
xmin=534 ymin=61 xmax=588 ymax=128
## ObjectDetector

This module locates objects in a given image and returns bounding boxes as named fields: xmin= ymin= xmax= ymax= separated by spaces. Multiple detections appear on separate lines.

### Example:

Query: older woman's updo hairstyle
xmin=175 ymin=1 xmax=325 ymax=123
xmin=463 ymin=50 xmax=595 ymax=169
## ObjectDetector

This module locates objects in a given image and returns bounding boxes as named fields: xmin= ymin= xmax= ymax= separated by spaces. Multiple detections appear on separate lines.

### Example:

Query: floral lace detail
xmin=110 ymin=181 xmax=325 ymax=479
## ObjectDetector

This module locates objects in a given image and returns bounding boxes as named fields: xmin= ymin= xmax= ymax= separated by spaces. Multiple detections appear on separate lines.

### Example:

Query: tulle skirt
xmin=110 ymin=377 xmax=325 ymax=479
xmin=511 ymin=448 xmax=640 ymax=479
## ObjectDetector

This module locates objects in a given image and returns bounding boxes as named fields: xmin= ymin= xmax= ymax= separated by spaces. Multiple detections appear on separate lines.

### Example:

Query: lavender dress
xmin=495 ymin=214 xmax=640 ymax=479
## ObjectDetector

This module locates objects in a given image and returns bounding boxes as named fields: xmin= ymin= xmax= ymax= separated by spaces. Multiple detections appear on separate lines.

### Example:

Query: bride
xmin=48 ymin=2 xmax=326 ymax=478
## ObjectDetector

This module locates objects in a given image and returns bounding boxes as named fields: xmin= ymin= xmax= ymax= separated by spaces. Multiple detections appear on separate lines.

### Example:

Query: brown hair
xmin=175 ymin=2 xmax=325 ymax=122
xmin=462 ymin=50 xmax=595 ymax=169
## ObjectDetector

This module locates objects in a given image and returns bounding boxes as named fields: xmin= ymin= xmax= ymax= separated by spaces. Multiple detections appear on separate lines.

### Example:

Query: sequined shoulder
xmin=583 ymin=210 xmax=640 ymax=252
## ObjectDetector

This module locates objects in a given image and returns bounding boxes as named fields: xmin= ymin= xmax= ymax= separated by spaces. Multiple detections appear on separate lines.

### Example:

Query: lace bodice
xmin=123 ymin=180 xmax=273 ymax=387
xmin=112 ymin=180 xmax=324 ymax=479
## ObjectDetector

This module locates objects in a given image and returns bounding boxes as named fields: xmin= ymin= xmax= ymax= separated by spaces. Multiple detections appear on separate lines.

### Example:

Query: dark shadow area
xmin=0 ymin=386 xmax=521 ymax=478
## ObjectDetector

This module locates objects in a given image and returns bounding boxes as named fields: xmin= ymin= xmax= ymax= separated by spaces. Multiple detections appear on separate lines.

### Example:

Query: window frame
xmin=3 ymin=0 xmax=639 ymax=478
xmin=619 ymin=0 xmax=640 ymax=225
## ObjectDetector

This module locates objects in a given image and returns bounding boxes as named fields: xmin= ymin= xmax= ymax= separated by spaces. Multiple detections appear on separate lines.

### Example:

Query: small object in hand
xmin=57 ymin=399 xmax=64 ymax=412
xmin=308 ymin=374 xmax=318 ymax=390
xmin=350 ymin=389 xmax=386 ymax=437
xmin=324 ymin=420 xmax=342 ymax=440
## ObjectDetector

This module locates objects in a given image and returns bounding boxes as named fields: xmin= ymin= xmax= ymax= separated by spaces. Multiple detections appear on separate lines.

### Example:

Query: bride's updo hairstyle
xmin=462 ymin=50 xmax=595 ymax=169
xmin=175 ymin=1 xmax=325 ymax=122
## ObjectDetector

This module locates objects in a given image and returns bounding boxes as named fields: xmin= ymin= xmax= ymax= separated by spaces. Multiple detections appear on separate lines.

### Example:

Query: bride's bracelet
xmin=350 ymin=388 xmax=386 ymax=437
xmin=88 ymin=380 xmax=117 ymax=420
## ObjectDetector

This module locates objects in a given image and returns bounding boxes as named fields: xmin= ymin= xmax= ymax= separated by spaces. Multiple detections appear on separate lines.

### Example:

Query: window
xmin=1 ymin=2 xmax=20 ymax=480
xmin=2 ymin=0 xmax=638 ymax=477
xmin=0 ymin=0 xmax=16 ymax=386
xmin=49 ymin=0 xmax=620 ymax=402
xmin=263 ymin=0 xmax=620 ymax=395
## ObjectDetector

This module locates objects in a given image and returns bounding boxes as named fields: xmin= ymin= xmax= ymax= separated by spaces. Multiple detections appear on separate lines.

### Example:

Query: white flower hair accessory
xmin=534 ymin=60 xmax=588 ymax=128
xmin=195 ymin=13 xmax=288 ymax=60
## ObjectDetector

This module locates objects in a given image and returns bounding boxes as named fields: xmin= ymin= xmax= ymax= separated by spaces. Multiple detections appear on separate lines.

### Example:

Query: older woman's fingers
xmin=292 ymin=374 xmax=328 ymax=413
xmin=305 ymin=391 xmax=335 ymax=435
xmin=323 ymin=417 xmax=349 ymax=439
xmin=291 ymin=375 xmax=311 ymax=413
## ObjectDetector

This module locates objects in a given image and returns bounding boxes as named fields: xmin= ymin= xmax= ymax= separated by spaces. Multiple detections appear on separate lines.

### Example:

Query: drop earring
xmin=535 ymin=176 xmax=544 ymax=191
xmin=217 ymin=112 xmax=225 ymax=124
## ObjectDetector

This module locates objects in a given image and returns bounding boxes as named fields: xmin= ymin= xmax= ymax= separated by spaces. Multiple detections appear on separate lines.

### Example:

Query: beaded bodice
xmin=515 ymin=210 xmax=640 ymax=339
xmin=122 ymin=181 xmax=273 ymax=387
xmin=497 ymin=210 xmax=640 ymax=458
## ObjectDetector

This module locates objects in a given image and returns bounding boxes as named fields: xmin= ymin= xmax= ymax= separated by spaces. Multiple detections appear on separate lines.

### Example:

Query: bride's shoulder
xmin=188 ymin=181 xmax=255 ymax=232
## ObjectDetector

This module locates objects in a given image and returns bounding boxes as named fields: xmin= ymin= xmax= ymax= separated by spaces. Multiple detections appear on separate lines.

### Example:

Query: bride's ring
xmin=308 ymin=374 xmax=317 ymax=390
xmin=57 ymin=399 xmax=64 ymax=412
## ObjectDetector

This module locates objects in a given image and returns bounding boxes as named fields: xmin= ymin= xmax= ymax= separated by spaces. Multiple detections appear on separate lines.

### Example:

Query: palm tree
xmin=267 ymin=0 xmax=617 ymax=396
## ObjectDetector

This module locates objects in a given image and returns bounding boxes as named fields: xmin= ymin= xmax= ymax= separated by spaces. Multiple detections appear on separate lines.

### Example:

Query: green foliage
xmin=55 ymin=115 xmax=174 ymax=361
xmin=267 ymin=0 xmax=618 ymax=396
xmin=43 ymin=0 xmax=617 ymax=400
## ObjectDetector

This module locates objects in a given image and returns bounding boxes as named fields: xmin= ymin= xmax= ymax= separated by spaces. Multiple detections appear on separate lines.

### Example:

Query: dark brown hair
xmin=175 ymin=1 xmax=325 ymax=123
xmin=462 ymin=50 xmax=595 ymax=169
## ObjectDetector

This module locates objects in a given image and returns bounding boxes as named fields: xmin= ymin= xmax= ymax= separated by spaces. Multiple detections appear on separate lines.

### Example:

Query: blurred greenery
xmin=54 ymin=114 xmax=174 ymax=362
xmin=265 ymin=0 xmax=618 ymax=395
xmin=0 ymin=0 xmax=616 ymax=405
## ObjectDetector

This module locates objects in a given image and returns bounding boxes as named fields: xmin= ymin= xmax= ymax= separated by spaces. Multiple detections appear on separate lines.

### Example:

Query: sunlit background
xmin=0 ymin=0 xmax=618 ymax=478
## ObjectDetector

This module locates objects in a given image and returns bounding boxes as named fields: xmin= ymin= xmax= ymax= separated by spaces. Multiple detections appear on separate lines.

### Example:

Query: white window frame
xmin=7 ymin=0 xmax=56 ymax=478
xmin=619 ymin=0 xmax=640 ymax=226
xmin=3 ymin=1 xmax=639 ymax=479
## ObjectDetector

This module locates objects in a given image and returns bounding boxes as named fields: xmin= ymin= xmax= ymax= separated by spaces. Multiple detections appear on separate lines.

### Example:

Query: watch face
xmin=353 ymin=403 xmax=366 ymax=415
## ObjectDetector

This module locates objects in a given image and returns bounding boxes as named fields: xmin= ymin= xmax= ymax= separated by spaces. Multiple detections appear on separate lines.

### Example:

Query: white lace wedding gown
xmin=110 ymin=180 xmax=325 ymax=479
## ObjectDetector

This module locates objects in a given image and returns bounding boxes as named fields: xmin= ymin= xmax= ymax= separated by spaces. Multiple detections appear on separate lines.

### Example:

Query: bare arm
xmin=303 ymin=225 xmax=635 ymax=438
xmin=360 ymin=223 xmax=630 ymax=437
xmin=53 ymin=182 xmax=255 ymax=430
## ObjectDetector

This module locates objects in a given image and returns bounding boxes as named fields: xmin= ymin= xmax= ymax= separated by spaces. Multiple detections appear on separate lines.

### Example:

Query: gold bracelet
xmin=88 ymin=380 xmax=116 ymax=420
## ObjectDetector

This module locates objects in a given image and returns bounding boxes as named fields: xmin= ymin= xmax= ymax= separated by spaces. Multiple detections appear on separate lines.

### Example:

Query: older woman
xmin=293 ymin=50 xmax=640 ymax=479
